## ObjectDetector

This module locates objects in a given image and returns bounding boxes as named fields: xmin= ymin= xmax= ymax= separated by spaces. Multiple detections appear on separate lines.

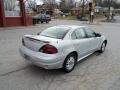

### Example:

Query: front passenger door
xmin=84 ymin=27 xmax=100 ymax=52
xmin=71 ymin=28 xmax=91 ymax=59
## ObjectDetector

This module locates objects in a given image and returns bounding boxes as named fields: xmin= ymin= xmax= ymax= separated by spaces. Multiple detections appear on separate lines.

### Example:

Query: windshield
xmin=40 ymin=26 xmax=70 ymax=39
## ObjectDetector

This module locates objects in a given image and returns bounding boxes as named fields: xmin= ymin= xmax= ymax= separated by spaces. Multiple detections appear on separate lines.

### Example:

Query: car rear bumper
xmin=19 ymin=45 xmax=65 ymax=69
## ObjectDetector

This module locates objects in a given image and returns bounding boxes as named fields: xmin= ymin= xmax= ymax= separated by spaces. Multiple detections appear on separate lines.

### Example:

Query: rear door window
xmin=71 ymin=28 xmax=86 ymax=39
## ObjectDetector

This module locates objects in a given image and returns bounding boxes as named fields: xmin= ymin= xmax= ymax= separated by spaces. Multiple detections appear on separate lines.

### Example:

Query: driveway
xmin=0 ymin=18 xmax=120 ymax=90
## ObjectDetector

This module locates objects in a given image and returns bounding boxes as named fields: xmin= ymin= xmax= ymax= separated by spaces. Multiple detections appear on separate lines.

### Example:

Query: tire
xmin=99 ymin=41 xmax=106 ymax=53
xmin=41 ymin=21 xmax=43 ymax=23
xmin=46 ymin=21 xmax=49 ymax=23
xmin=62 ymin=53 xmax=77 ymax=73
xmin=37 ymin=20 xmax=39 ymax=24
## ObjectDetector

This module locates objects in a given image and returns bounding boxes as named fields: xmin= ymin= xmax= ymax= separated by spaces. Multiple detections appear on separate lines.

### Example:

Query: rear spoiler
xmin=24 ymin=35 xmax=49 ymax=43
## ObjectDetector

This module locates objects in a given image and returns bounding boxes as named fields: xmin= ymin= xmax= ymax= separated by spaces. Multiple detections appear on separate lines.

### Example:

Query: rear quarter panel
xmin=52 ymin=40 xmax=76 ymax=58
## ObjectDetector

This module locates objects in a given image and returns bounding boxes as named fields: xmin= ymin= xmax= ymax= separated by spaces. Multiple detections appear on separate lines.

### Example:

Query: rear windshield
xmin=40 ymin=26 xmax=70 ymax=39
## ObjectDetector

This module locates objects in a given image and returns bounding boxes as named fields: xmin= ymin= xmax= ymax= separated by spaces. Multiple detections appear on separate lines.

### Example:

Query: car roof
xmin=56 ymin=25 xmax=86 ymax=30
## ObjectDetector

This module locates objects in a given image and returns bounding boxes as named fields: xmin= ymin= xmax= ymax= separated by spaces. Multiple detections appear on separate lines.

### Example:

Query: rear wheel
xmin=62 ymin=53 xmax=77 ymax=73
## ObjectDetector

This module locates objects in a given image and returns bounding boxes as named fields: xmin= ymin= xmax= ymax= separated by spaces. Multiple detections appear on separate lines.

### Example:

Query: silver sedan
xmin=19 ymin=25 xmax=107 ymax=72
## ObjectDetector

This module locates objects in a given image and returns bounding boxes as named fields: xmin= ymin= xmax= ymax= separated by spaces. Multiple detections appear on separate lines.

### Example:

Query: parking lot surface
xmin=0 ymin=18 xmax=120 ymax=90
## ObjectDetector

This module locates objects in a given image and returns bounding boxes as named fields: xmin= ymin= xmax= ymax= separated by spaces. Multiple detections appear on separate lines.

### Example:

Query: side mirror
xmin=37 ymin=31 xmax=42 ymax=35
xmin=37 ymin=33 xmax=40 ymax=35
xmin=95 ymin=33 xmax=101 ymax=37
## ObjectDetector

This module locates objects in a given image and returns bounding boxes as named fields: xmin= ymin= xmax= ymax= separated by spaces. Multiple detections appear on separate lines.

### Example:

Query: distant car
xmin=19 ymin=25 xmax=107 ymax=73
xmin=33 ymin=14 xmax=51 ymax=24
xmin=77 ymin=15 xmax=88 ymax=21
xmin=60 ymin=12 xmax=70 ymax=16
xmin=63 ymin=13 xmax=69 ymax=16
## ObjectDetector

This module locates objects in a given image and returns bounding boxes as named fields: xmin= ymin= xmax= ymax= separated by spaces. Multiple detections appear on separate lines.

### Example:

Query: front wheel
xmin=99 ymin=41 xmax=106 ymax=53
xmin=62 ymin=53 xmax=77 ymax=73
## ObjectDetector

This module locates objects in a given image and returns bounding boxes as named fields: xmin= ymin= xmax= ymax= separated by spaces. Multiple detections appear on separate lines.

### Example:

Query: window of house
xmin=4 ymin=0 xmax=21 ymax=17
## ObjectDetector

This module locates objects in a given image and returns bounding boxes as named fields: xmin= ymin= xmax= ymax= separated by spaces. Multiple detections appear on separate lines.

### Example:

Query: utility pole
xmin=82 ymin=0 xmax=85 ymax=17
xmin=88 ymin=0 xmax=96 ymax=23
xmin=108 ymin=0 xmax=112 ymax=20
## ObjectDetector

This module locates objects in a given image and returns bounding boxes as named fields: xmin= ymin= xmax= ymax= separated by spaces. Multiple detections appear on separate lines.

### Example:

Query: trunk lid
xmin=23 ymin=35 xmax=59 ymax=52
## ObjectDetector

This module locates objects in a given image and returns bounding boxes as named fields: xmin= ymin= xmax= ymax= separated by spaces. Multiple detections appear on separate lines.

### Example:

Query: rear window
xmin=40 ymin=26 xmax=70 ymax=39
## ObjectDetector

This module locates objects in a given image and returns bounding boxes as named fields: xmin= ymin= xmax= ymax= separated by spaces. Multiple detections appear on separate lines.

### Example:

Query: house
xmin=114 ymin=9 xmax=120 ymax=13
xmin=95 ymin=6 xmax=104 ymax=13
xmin=71 ymin=7 xmax=82 ymax=16
xmin=71 ymin=5 xmax=89 ymax=16
xmin=0 ymin=0 xmax=33 ymax=27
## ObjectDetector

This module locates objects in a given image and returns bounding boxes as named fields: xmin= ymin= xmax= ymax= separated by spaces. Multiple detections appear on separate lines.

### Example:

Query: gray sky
xmin=35 ymin=0 xmax=120 ymax=5
xmin=35 ymin=0 xmax=91 ymax=5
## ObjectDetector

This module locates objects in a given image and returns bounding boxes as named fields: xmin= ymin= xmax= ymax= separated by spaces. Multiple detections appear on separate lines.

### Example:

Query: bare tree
xmin=59 ymin=0 xmax=68 ymax=12
xmin=59 ymin=0 xmax=76 ymax=12
xmin=24 ymin=0 xmax=37 ymax=13
xmin=67 ymin=0 xmax=75 ymax=9
xmin=99 ymin=0 xmax=116 ymax=17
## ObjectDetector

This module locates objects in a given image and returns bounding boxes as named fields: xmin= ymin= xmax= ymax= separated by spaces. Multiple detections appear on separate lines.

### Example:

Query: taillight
xmin=22 ymin=38 xmax=25 ymax=46
xmin=39 ymin=44 xmax=58 ymax=54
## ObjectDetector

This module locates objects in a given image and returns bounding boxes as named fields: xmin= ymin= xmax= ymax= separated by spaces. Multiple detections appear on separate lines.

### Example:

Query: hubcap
xmin=66 ymin=57 xmax=75 ymax=70
xmin=102 ymin=43 xmax=106 ymax=52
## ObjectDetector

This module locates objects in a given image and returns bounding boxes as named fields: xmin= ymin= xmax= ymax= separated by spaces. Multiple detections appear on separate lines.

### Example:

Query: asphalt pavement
xmin=0 ymin=17 xmax=120 ymax=90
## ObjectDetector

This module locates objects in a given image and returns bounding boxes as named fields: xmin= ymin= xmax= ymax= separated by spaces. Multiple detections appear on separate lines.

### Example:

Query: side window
xmin=84 ymin=27 xmax=95 ymax=38
xmin=71 ymin=28 xmax=86 ymax=39
xmin=71 ymin=32 xmax=77 ymax=39
xmin=75 ymin=28 xmax=86 ymax=39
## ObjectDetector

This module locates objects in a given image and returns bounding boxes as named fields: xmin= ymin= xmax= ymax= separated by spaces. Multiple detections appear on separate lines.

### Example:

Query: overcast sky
xmin=35 ymin=0 xmax=120 ymax=5
xmin=35 ymin=0 xmax=91 ymax=5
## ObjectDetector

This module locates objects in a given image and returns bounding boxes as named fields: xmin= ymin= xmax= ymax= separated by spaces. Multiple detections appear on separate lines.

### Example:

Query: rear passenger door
xmin=71 ymin=28 xmax=91 ymax=59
